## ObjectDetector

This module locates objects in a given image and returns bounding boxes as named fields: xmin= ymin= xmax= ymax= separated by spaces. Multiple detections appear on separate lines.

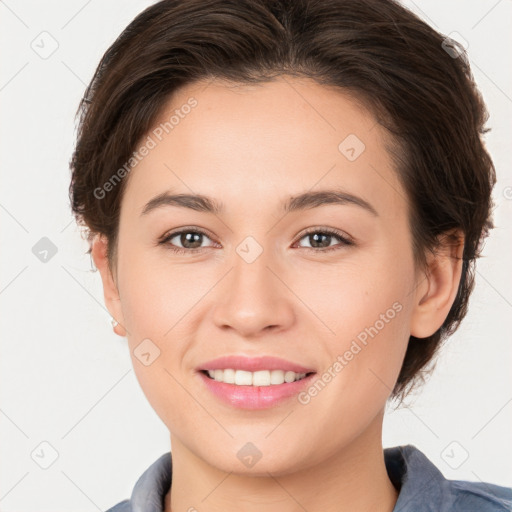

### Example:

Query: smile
xmin=202 ymin=369 xmax=311 ymax=386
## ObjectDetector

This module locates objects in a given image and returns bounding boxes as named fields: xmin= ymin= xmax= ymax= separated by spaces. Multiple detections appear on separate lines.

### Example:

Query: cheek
xmin=127 ymin=354 xmax=204 ymax=446
xmin=116 ymin=241 xmax=196 ymax=338
xmin=292 ymin=244 xmax=413 ymax=345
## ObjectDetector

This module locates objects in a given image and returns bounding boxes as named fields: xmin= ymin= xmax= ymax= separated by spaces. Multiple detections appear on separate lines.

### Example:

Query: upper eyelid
xmin=160 ymin=226 xmax=216 ymax=243
xmin=298 ymin=227 xmax=353 ymax=243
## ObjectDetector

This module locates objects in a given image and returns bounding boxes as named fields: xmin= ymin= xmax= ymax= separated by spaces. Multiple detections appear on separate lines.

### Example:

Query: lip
xmin=197 ymin=355 xmax=315 ymax=373
xmin=196 ymin=355 xmax=316 ymax=410
xmin=198 ymin=371 xmax=316 ymax=410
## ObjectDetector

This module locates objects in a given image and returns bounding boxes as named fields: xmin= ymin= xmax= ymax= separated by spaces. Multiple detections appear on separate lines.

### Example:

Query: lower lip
xmin=198 ymin=371 xmax=315 ymax=409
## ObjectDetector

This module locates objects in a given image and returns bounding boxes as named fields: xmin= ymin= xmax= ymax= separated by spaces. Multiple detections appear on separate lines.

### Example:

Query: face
xmin=99 ymin=77 xmax=426 ymax=475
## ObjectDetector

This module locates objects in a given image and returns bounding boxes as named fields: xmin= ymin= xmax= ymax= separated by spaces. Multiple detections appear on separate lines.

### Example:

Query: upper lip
xmin=198 ymin=355 xmax=316 ymax=373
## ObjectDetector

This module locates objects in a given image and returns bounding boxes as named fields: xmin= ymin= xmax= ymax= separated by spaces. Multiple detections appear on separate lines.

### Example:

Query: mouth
xmin=200 ymin=368 xmax=315 ymax=386
xmin=196 ymin=355 xmax=317 ymax=409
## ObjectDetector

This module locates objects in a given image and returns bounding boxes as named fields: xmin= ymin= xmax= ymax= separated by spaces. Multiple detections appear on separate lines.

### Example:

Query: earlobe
xmin=410 ymin=230 xmax=464 ymax=339
xmin=90 ymin=234 xmax=127 ymax=337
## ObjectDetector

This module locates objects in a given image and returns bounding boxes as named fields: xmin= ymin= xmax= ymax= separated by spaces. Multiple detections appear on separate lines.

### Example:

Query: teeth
xmin=206 ymin=369 xmax=308 ymax=386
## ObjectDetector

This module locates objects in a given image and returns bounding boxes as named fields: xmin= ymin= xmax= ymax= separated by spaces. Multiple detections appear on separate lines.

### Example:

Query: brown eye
xmin=159 ymin=228 xmax=216 ymax=254
xmin=295 ymin=228 xmax=354 ymax=252
xmin=172 ymin=231 xmax=204 ymax=249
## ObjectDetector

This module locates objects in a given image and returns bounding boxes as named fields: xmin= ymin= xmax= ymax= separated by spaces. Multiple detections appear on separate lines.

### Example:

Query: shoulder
xmin=104 ymin=498 xmax=131 ymax=512
xmin=385 ymin=445 xmax=512 ymax=512
xmin=445 ymin=479 xmax=512 ymax=511
xmin=102 ymin=451 xmax=172 ymax=512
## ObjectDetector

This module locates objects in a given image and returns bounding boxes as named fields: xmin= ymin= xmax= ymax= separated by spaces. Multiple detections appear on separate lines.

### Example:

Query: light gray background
xmin=1 ymin=1 xmax=511 ymax=510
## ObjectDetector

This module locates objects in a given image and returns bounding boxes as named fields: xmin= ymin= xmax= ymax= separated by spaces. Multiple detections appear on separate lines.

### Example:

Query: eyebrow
xmin=140 ymin=188 xmax=378 ymax=217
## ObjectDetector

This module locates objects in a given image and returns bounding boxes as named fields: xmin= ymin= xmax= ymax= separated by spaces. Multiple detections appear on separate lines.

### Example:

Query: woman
xmin=69 ymin=0 xmax=512 ymax=510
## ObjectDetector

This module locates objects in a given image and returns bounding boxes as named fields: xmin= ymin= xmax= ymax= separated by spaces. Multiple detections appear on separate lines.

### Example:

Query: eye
xmin=158 ymin=226 xmax=354 ymax=255
xmin=294 ymin=227 xmax=354 ymax=252
xmin=158 ymin=227 xmax=218 ymax=254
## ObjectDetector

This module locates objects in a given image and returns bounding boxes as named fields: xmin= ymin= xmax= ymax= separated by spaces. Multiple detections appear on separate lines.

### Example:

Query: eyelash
xmin=158 ymin=226 xmax=354 ymax=255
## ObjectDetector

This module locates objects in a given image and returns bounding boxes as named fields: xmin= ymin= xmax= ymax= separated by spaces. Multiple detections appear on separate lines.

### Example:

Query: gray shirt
xmin=105 ymin=444 xmax=512 ymax=511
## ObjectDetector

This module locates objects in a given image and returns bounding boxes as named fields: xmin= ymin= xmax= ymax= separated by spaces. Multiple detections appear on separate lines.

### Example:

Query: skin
xmin=92 ymin=76 xmax=463 ymax=512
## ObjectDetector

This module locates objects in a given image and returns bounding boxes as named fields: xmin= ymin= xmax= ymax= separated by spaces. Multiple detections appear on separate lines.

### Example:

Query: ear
xmin=90 ymin=234 xmax=127 ymax=337
xmin=410 ymin=230 xmax=465 ymax=338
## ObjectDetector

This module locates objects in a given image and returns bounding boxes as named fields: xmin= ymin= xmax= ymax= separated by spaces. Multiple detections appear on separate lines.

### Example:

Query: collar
xmin=127 ymin=444 xmax=510 ymax=512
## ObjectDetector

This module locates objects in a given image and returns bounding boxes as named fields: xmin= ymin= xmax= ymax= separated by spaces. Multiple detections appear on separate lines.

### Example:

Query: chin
xmin=200 ymin=439 xmax=308 ymax=477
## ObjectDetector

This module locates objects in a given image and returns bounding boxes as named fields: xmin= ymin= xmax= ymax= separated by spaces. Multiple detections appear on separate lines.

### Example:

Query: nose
xmin=212 ymin=247 xmax=295 ymax=338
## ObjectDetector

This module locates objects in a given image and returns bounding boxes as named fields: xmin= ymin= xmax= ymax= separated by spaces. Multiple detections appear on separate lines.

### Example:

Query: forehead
xmin=121 ymin=77 xmax=406 ymax=220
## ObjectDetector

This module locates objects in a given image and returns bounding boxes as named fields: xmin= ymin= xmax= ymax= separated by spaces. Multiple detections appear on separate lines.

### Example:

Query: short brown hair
xmin=69 ymin=0 xmax=496 ymax=403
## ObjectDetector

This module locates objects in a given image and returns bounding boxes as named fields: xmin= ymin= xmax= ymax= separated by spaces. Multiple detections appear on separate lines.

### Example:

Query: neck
xmin=164 ymin=410 xmax=398 ymax=512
